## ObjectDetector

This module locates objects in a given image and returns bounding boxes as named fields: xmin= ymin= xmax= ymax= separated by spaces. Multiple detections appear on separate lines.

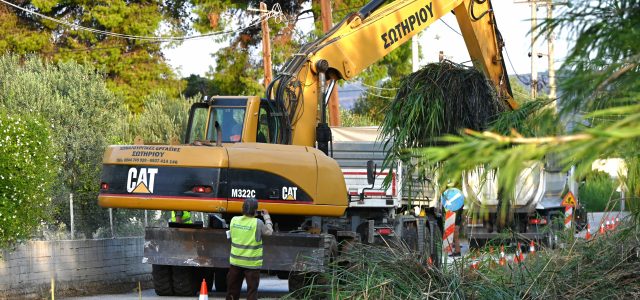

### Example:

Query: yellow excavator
xmin=99 ymin=0 xmax=516 ymax=295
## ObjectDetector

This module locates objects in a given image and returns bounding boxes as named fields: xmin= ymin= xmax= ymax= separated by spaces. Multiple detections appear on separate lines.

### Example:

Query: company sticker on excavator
xmin=116 ymin=146 xmax=180 ymax=165
xmin=282 ymin=187 xmax=298 ymax=200
xmin=126 ymin=167 xmax=158 ymax=194
xmin=381 ymin=2 xmax=434 ymax=49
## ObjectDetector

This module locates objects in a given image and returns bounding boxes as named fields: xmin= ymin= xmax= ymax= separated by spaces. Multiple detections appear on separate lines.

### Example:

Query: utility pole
xmin=530 ymin=1 xmax=538 ymax=99
xmin=260 ymin=2 xmax=273 ymax=88
xmin=547 ymin=0 xmax=556 ymax=109
xmin=321 ymin=0 xmax=341 ymax=126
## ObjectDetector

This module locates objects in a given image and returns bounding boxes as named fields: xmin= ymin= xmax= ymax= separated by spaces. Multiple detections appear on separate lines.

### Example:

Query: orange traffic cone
xmin=470 ymin=255 xmax=479 ymax=270
xmin=599 ymin=223 xmax=606 ymax=235
xmin=606 ymin=219 xmax=612 ymax=231
xmin=615 ymin=217 xmax=620 ymax=228
xmin=513 ymin=243 xmax=521 ymax=264
xmin=529 ymin=240 xmax=536 ymax=256
xmin=199 ymin=279 xmax=208 ymax=300
xmin=499 ymin=245 xmax=507 ymax=266
xmin=585 ymin=224 xmax=592 ymax=240
xmin=610 ymin=217 xmax=616 ymax=230
xmin=518 ymin=242 xmax=525 ymax=263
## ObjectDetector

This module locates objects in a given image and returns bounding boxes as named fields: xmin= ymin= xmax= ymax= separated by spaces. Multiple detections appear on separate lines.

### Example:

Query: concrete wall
xmin=0 ymin=237 xmax=151 ymax=299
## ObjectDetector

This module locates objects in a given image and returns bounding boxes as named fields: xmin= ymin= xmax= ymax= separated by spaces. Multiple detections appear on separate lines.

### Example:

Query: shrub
xmin=579 ymin=171 xmax=621 ymax=212
xmin=0 ymin=110 xmax=56 ymax=248
xmin=0 ymin=54 xmax=128 ymax=237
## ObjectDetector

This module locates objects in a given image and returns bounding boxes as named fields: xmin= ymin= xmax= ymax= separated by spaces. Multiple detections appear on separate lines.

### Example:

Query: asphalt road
xmin=64 ymin=212 xmax=629 ymax=299
xmin=63 ymin=276 xmax=289 ymax=300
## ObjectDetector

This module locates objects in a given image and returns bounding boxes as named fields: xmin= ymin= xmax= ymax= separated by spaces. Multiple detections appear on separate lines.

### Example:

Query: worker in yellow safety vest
xmin=226 ymin=198 xmax=273 ymax=300
xmin=170 ymin=211 xmax=192 ymax=224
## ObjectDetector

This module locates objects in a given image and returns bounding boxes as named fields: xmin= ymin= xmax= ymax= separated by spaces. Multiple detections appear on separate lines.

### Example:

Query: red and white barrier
xmin=443 ymin=210 xmax=456 ymax=254
xmin=564 ymin=206 xmax=573 ymax=230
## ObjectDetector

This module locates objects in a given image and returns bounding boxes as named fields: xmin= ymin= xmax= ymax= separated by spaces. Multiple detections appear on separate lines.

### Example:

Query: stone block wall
xmin=0 ymin=237 xmax=151 ymax=299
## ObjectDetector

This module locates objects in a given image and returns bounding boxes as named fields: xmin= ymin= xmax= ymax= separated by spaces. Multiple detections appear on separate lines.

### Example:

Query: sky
xmin=162 ymin=1 xmax=569 ymax=78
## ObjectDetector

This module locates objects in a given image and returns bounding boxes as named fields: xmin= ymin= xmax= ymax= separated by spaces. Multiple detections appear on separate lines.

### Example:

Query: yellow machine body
xmin=99 ymin=0 xmax=515 ymax=218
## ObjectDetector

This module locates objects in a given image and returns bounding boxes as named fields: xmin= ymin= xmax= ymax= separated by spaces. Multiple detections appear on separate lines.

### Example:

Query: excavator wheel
xmin=172 ymin=266 xmax=197 ymax=296
xmin=152 ymin=264 xmax=173 ymax=296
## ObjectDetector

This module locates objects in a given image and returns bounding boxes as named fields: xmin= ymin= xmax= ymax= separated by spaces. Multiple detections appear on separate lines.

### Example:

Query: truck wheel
xmin=214 ymin=268 xmax=228 ymax=292
xmin=152 ymin=264 xmax=174 ymax=296
xmin=172 ymin=266 xmax=197 ymax=296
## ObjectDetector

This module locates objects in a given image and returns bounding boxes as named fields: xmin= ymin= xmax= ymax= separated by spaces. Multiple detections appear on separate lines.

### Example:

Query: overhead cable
xmin=0 ymin=0 xmax=284 ymax=42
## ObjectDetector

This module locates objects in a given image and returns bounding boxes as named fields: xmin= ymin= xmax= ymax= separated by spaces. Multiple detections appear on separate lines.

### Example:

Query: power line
xmin=504 ymin=46 xmax=531 ymax=85
xmin=440 ymin=19 xmax=462 ymax=36
xmin=0 ymin=0 xmax=281 ymax=42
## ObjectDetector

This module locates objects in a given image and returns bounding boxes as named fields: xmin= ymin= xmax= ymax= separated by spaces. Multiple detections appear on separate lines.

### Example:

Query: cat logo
xmin=282 ymin=186 xmax=298 ymax=200
xmin=126 ymin=167 xmax=158 ymax=194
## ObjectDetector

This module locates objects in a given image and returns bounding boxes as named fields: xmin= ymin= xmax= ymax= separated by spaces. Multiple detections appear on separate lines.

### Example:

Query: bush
xmin=0 ymin=54 xmax=128 ymax=238
xmin=338 ymin=108 xmax=377 ymax=127
xmin=0 ymin=110 xmax=56 ymax=248
xmin=126 ymin=92 xmax=194 ymax=144
xmin=579 ymin=171 xmax=621 ymax=212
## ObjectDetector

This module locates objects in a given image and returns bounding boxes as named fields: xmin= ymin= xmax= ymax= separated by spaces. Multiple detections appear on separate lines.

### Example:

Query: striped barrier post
xmin=443 ymin=210 xmax=456 ymax=255
xmin=564 ymin=206 xmax=573 ymax=230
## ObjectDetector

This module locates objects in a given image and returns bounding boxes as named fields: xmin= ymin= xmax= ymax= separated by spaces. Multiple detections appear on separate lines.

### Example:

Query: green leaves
xmin=0 ymin=109 xmax=56 ymax=248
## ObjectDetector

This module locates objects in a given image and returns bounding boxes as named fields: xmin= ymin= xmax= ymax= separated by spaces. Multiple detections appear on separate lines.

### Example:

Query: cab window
xmin=257 ymin=106 xmax=270 ymax=143
xmin=187 ymin=106 xmax=208 ymax=143
xmin=207 ymin=107 xmax=245 ymax=143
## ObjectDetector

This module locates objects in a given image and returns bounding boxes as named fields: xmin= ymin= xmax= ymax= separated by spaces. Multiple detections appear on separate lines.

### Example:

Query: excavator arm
xmin=269 ymin=0 xmax=516 ymax=148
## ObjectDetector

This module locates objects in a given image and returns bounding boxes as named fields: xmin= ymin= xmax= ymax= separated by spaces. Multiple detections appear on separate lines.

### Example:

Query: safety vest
xmin=170 ymin=211 xmax=192 ymax=224
xmin=229 ymin=216 xmax=263 ymax=268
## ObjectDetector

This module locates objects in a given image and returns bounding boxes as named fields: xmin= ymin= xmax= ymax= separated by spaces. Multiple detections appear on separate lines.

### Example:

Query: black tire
xmin=152 ymin=264 xmax=174 ymax=296
xmin=214 ymin=268 xmax=228 ymax=292
xmin=172 ymin=266 xmax=197 ymax=296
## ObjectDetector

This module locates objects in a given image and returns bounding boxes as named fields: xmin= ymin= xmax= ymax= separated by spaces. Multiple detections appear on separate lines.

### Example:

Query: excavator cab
xmin=185 ymin=96 xmax=283 ymax=145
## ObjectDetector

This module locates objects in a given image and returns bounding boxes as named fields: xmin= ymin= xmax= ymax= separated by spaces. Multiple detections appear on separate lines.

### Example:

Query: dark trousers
xmin=226 ymin=265 xmax=260 ymax=300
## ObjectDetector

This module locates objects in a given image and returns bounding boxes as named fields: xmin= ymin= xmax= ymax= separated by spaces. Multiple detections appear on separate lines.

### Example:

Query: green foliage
xmin=338 ymin=108 xmax=376 ymax=127
xmin=127 ymin=92 xmax=195 ymax=144
xmin=207 ymin=46 xmax=265 ymax=96
xmin=396 ymin=0 xmax=640 ymax=220
xmin=0 ymin=109 xmax=56 ymax=248
xmin=488 ymin=99 xmax=560 ymax=137
xmin=380 ymin=61 xmax=507 ymax=182
xmin=538 ymin=0 xmax=640 ymax=114
xmin=352 ymin=43 xmax=412 ymax=122
xmin=578 ymin=171 xmax=622 ymax=212
xmin=0 ymin=54 xmax=128 ymax=238
xmin=297 ymin=226 xmax=640 ymax=299
xmin=0 ymin=0 xmax=186 ymax=112
xmin=183 ymin=74 xmax=215 ymax=98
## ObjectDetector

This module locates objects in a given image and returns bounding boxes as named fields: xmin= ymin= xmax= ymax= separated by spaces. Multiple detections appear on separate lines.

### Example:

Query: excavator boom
xmin=269 ymin=0 xmax=516 ymax=147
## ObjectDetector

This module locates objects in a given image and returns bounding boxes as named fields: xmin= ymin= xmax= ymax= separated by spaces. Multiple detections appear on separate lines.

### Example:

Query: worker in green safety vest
xmin=170 ymin=211 xmax=192 ymax=224
xmin=226 ymin=198 xmax=273 ymax=300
